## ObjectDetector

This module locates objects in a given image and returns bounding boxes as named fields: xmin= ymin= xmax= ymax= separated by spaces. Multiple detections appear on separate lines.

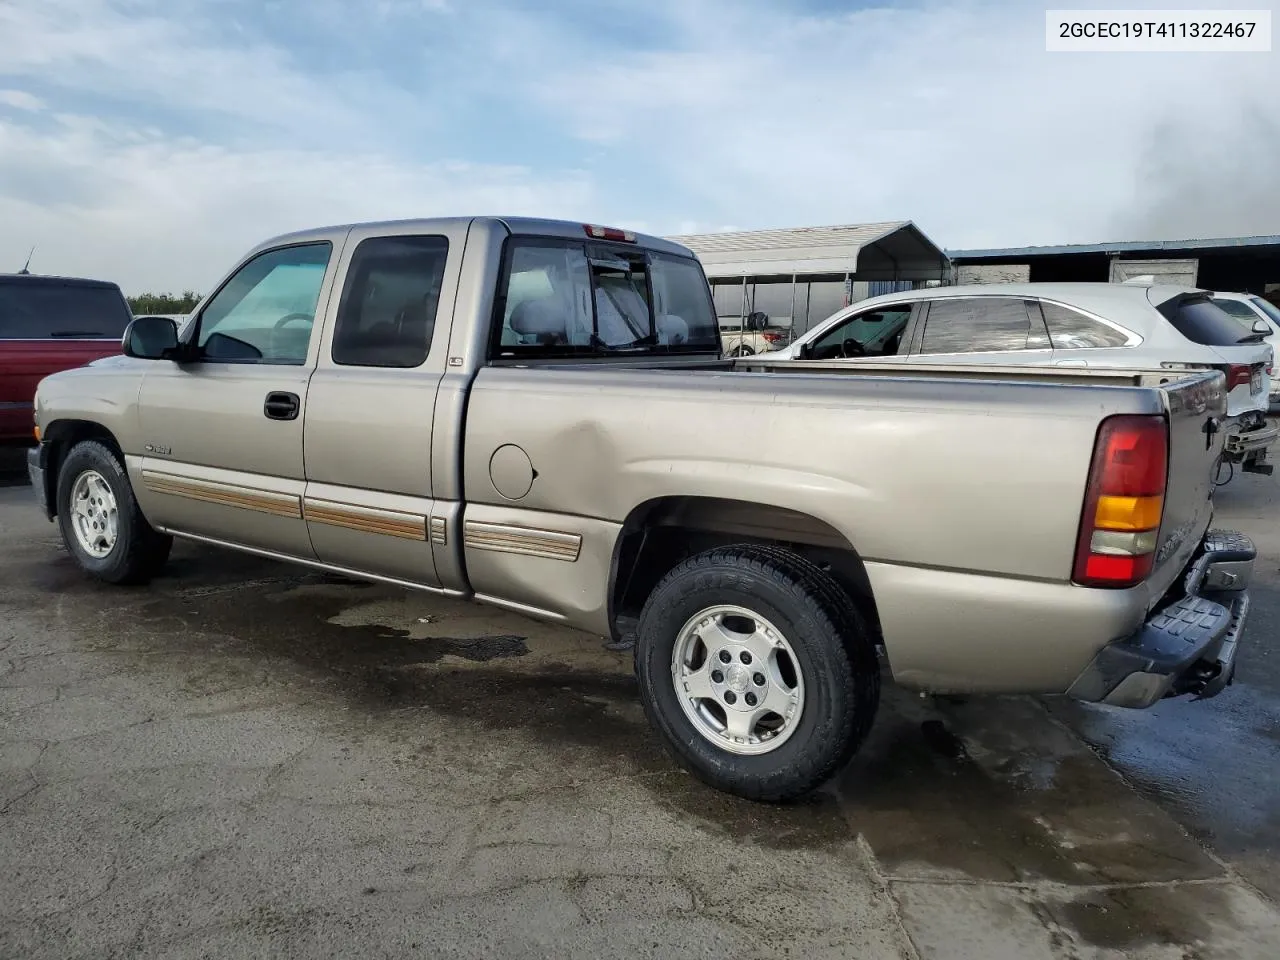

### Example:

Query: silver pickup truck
xmin=27 ymin=216 xmax=1255 ymax=802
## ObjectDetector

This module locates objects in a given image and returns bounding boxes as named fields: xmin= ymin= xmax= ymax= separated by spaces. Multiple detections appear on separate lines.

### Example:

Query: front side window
xmin=491 ymin=239 xmax=717 ymax=358
xmin=195 ymin=242 xmax=331 ymax=364
xmin=332 ymin=235 xmax=449 ymax=368
xmin=805 ymin=306 xmax=912 ymax=360
xmin=917 ymin=298 xmax=1041 ymax=355
xmin=1039 ymin=301 xmax=1133 ymax=348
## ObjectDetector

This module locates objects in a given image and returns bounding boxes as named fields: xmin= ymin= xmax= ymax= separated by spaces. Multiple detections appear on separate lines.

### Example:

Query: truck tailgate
xmin=1146 ymin=370 xmax=1228 ymax=602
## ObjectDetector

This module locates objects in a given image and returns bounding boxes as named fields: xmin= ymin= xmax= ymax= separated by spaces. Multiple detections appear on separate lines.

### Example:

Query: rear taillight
xmin=762 ymin=332 xmax=784 ymax=344
xmin=1224 ymin=364 xmax=1253 ymax=390
xmin=1072 ymin=414 xmax=1169 ymax=589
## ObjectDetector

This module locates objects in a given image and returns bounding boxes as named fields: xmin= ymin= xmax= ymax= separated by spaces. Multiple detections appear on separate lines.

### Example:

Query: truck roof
xmin=253 ymin=216 xmax=698 ymax=261
xmin=0 ymin=273 xmax=124 ymax=290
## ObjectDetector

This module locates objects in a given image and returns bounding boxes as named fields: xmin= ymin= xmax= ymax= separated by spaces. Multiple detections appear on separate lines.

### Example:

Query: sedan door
xmin=131 ymin=237 xmax=346 ymax=559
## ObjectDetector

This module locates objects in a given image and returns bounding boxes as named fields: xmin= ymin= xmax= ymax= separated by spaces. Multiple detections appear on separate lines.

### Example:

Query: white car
xmin=1203 ymin=291 xmax=1280 ymax=412
xmin=768 ymin=282 xmax=1277 ymax=477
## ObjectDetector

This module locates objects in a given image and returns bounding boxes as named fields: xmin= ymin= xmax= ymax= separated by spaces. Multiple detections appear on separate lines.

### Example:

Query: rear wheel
xmin=634 ymin=543 xmax=879 ymax=801
xmin=56 ymin=440 xmax=172 ymax=584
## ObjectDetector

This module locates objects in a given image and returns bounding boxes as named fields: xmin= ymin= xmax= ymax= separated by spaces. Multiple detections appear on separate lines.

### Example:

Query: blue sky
xmin=1 ymin=0 xmax=1278 ymax=293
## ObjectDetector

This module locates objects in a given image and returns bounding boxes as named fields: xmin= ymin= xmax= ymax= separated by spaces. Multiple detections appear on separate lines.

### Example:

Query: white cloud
xmin=0 ymin=88 xmax=45 ymax=111
xmin=1 ymin=0 xmax=1278 ymax=292
xmin=517 ymin=0 xmax=1280 ymax=247
xmin=0 ymin=115 xmax=598 ymax=293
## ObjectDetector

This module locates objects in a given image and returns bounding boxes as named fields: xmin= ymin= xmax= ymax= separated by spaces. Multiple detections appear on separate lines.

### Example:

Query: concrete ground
xmin=1 ymin=449 xmax=1278 ymax=959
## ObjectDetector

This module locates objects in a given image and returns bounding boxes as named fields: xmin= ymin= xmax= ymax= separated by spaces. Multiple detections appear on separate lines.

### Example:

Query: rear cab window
xmin=490 ymin=236 xmax=719 ymax=359
xmin=0 ymin=279 xmax=133 ymax=340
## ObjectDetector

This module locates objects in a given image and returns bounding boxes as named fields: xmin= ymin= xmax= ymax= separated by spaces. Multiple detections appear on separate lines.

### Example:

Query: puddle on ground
xmin=1052 ymin=885 xmax=1217 ymax=952
xmin=837 ymin=692 xmax=1221 ymax=886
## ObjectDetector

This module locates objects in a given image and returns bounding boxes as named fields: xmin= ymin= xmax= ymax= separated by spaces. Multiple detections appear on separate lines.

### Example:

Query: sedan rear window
xmin=1155 ymin=295 xmax=1262 ymax=347
xmin=0 ymin=281 xmax=132 ymax=340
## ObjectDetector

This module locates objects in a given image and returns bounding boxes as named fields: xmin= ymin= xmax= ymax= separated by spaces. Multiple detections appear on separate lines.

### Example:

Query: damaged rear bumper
xmin=1224 ymin=414 xmax=1278 ymax=474
xmin=1066 ymin=529 xmax=1254 ymax=709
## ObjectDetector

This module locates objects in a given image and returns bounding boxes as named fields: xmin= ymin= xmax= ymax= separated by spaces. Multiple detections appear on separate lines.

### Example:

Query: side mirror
xmin=797 ymin=341 xmax=814 ymax=360
xmin=123 ymin=315 xmax=180 ymax=360
xmin=1253 ymin=319 xmax=1271 ymax=335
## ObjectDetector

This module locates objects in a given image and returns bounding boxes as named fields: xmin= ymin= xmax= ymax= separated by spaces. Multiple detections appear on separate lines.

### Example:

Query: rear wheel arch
xmin=607 ymin=495 xmax=881 ymax=645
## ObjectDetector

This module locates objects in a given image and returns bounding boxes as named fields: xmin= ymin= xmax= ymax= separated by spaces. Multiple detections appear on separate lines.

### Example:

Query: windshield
xmin=0 ymin=281 xmax=132 ymax=339
xmin=492 ymin=239 xmax=719 ymax=358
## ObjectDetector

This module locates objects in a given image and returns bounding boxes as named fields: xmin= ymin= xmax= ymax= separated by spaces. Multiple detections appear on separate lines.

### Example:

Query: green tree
xmin=127 ymin=290 xmax=202 ymax=315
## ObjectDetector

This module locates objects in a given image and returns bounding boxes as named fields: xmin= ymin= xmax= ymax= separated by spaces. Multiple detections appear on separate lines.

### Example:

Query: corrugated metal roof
xmin=665 ymin=221 xmax=947 ymax=279
xmin=948 ymin=234 xmax=1280 ymax=260
xmin=669 ymin=221 xmax=909 ymax=255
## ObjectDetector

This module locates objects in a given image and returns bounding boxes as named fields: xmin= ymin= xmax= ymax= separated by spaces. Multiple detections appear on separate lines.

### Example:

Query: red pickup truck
xmin=0 ymin=274 xmax=132 ymax=443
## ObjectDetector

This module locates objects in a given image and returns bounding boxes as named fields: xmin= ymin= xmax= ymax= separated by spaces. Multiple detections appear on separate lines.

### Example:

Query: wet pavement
xmin=1 ymin=447 xmax=1278 ymax=958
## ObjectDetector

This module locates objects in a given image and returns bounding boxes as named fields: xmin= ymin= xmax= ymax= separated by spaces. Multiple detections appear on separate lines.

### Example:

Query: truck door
xmin=134 ymin=239 xmax=342 ymax=558
xmin=300 ymin=223 xmax=467 ymax=590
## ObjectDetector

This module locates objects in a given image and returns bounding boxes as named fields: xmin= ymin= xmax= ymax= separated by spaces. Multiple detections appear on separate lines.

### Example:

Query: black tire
xmin=56 ymin=440 xmax=172 ymax=585
xmin=634 ymin=543 xmax=879 ymax=802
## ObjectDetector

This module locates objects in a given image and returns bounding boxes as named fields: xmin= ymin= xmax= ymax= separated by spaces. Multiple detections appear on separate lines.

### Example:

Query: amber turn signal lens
xmin=1094 ymin=494 xmax=1163 ymax=531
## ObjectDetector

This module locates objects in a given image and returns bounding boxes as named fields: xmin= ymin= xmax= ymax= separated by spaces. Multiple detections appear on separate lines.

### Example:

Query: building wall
xmin=1108 ymin=258 xmax=1199 ymax=285
xmin=954 ymin=263 xmax=1030 ymax=284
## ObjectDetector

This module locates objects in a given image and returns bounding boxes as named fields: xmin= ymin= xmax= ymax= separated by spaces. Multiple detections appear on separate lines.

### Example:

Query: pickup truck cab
xmin=28 ymin=216 xmax=1256 ymax=802
xmin=0 ymin=273 xmax=130 ymax=443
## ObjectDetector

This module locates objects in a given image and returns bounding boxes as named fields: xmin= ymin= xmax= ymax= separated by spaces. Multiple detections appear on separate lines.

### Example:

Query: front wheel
xmin=634 ymin=544 xmax=879 ymax=802
xmin=56 ymin=440 xmax=172 ymax=584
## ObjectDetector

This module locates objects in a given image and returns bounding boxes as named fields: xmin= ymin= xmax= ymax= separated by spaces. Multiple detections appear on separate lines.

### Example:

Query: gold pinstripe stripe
xmin=302 ymin=499 xmax=427 ymax=541
xmin=463 ymin=520 xmax=581 ymax=562
xmin=141 ymin=470 xmax=301 ymax=519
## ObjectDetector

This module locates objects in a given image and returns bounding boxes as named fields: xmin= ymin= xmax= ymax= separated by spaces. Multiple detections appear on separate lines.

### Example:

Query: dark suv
xmin=0 ymin=274 xmax=131 ymax=443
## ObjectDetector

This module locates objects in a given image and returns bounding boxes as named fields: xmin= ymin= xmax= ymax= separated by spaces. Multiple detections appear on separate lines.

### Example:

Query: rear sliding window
xmin=490 ymin=238 xmax=719 ymax=359
xmin=1157 ymin=295 xmax=1261 ymax=347
xmin=0 ymin=281 xmax=132 ymax=339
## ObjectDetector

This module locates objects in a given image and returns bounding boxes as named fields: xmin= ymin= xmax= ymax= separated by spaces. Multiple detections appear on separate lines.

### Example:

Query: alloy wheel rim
xmin=670 ymin=604 xmax=806 ymax=756
xmin=69 ymin=470 xmax=119 ymax=559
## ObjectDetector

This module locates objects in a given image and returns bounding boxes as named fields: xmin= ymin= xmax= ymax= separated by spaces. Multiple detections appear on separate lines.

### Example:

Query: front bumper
xmin=1066 ymin=529 xmax=1254 ymax=709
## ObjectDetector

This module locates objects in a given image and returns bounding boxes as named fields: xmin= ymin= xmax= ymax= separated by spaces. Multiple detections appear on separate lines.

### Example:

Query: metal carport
xmin=667 ymin=221 xmax=951 ymax=338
